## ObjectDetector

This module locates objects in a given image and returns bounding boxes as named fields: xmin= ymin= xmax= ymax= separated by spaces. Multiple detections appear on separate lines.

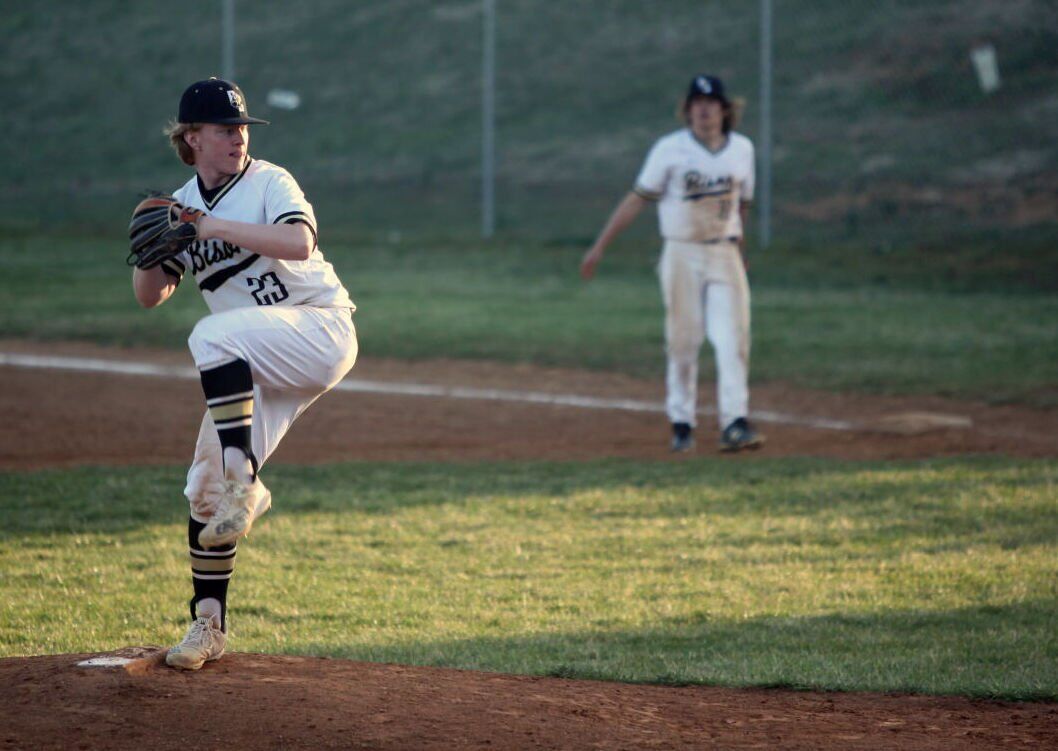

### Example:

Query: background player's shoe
xmin=165 ymin=614 xmax=226 ymax=670
xmin=198 ymin=478 xmax=271 ymax=548
xmin=671 ymin=422 xmax=695 ymax=452
xmin=719 ymin=417 xmax=764 ymax=452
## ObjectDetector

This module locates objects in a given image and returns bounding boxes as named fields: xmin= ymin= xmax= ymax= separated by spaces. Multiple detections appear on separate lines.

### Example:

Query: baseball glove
xmin=126 ymin=192 xmax=204 ymax=269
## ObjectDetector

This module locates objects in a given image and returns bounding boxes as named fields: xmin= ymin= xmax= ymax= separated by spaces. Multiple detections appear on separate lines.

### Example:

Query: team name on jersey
xmin=187 ymin=239 xmax=244 ymax=275
xmin=683 ymin=171 xmax=733 ymax=200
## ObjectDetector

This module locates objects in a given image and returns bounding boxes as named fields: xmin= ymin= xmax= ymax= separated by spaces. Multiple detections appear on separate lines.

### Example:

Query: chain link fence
xmin=2 ymin=1 xmax=1056 ymax=254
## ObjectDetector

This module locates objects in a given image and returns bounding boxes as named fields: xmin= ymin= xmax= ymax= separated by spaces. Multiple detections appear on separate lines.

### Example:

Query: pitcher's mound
xmin=3 ymin=650 xmax=1055 ymax=750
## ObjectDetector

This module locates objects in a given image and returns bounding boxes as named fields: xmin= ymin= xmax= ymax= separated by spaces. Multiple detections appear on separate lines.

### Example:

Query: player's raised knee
xmin=188 ymin=315 xmax=238 ymax=367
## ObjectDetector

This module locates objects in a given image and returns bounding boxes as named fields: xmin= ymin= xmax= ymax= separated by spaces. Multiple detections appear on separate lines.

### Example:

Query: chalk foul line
xmin=0 ymin=352 xmax=858 ymax=431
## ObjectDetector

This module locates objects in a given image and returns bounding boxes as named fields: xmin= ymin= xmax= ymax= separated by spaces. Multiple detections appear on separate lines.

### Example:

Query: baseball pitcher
xmin=128 ymin=78 xmax=358 ymax=669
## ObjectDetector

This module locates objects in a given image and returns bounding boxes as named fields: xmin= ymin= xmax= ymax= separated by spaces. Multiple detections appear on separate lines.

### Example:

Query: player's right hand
xmin=580 ymin=246 xmax=603 ymax=280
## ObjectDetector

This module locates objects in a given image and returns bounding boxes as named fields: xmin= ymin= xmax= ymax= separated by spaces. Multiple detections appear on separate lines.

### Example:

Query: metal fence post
xmin=221 ymin=0 xmax=235 ymax=80
xmin=759 ymin=0 xmax=773 ymax=248
xmin=482 ymin=0 xmax=496 ymax=238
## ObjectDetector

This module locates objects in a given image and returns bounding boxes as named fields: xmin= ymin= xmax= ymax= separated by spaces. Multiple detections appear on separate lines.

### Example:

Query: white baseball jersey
xmin=634 ymin=129 xmax=755 ymax=243
xmin=161 ymin=158 xmax=354 ymax=313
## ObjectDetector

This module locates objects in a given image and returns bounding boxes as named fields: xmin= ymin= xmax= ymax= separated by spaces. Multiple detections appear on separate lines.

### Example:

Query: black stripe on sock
xmin=188 ymin=516 xmax=236 ymax=631
xmin=191 ymin=550 xmax=237 ymax=560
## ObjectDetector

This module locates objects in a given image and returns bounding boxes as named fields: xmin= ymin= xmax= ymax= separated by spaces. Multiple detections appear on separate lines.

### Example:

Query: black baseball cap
xmin=685 ymin=75 xmax=730 ymax=107
xmin=178 ymin=78 xmax=269 ymax=125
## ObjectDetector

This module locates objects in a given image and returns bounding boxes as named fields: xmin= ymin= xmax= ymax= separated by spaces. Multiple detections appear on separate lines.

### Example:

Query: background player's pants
xmin=183 ymin=305 xmax=358 ymax=521
xmin=658 ymin=239 xmax=751 ymax=429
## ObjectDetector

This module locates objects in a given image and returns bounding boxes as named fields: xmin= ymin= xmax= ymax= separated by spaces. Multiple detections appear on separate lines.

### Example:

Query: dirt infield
xmin=1 ymin=340 xmax=1055 ymax=469
xmin=2 ymin=340 xmax=1056 ymax=750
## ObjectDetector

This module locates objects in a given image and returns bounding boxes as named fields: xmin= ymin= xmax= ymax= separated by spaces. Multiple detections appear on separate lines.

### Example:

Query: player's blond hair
xmin=679 ymin=96 xmax=745 ymax=134
xmin=164 ymin=120 xmax=200 ymax=166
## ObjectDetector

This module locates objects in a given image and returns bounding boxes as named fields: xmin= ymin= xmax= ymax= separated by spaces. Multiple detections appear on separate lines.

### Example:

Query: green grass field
xmin=3 ymin=233 xmax=1057 ymax=404
xmin=2 ymin=221 xmax=1057 ymax=699
xmin=1 ymin=458 xmax=1055 ymax=699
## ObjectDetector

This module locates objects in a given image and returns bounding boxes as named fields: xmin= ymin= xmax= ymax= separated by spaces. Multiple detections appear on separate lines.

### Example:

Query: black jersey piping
xmin=198 ymin=253 xmax=261 ymax=292
xmin=688 ymin=129 xmax=730 ymax=156
xmin=273 ymin=210 xmax=307 ymax=223
xmin=274 ymin=211 xmax=319 ymax=250
xmin=196 ymin=158 xmax=253 ymax=210
xmin=633 ymin=185 xmax=662 ymax=201
xmin=160 ymin=261 xmax=184 ymax=283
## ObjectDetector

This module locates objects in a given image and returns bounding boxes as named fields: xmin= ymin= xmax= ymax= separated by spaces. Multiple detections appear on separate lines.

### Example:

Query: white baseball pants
xmin=183 ymin=305 xmax=358 ymax=520
xmin=658 ymin=239 xmax=751 ymax=429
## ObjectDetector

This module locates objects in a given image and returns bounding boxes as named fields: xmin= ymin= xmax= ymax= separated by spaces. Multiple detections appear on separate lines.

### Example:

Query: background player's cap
xmin=178 ymin=78 xmax=270 ymax=125
xmin=685 ymin=75 xmax=730 ymax=107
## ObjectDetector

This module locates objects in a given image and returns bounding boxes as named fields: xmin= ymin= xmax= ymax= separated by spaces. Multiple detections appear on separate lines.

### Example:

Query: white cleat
xmin=165 ymin=615 xmax=227 ymax=671
xmin=198 ymin=478 xmax=272 ymax=549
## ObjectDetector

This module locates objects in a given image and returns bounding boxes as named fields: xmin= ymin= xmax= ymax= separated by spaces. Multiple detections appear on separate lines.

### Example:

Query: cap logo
xmin=696 ymin=77 xmax=712 ymax=94
xmin=227 ymin=90 xmax=245 ymax=112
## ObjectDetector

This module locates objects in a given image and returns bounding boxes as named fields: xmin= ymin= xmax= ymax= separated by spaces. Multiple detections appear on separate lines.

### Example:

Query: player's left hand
xmin=127 ymin=193 xmax=204 ymax=269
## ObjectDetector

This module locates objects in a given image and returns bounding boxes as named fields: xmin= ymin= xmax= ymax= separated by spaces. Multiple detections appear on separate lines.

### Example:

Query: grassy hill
xmin=1 ymin=1 xmax=1056 ymax=285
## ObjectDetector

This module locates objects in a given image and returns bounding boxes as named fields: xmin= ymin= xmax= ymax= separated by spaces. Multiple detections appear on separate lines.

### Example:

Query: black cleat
xmin=671 ymin=422 xmax=695 ymax=452
xmin=719 ymin=417 xmax=764 ymax=452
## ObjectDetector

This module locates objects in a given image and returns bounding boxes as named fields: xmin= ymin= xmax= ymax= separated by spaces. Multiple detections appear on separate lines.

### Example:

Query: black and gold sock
xmin=199 ymin=358 xmax=257 ymax=479
xmin=187 ymin=516 xmax=236 ymax=631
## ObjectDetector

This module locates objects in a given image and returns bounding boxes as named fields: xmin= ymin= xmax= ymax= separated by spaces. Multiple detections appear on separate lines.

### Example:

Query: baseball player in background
xmin=581 ymin=74 xmax=763 ymax=453
xmin=132 ymin=78 xmax=358 ymax=669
